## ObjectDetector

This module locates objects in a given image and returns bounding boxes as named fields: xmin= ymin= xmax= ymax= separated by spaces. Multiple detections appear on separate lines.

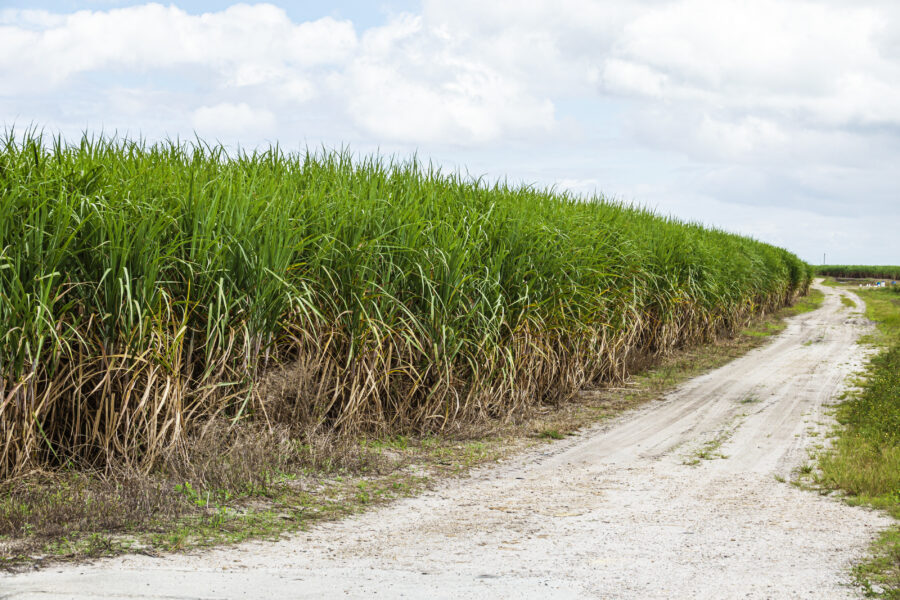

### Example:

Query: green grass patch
xmin=742 ymin=322 xmax=785 ymax=338
xmin=682 ymin=414 xmax=744 ymax=466
xmin=818 ymin=286 xmax=900 ymax=597
xmin=787 ymin=288 xmax=826 ymax=314
xmin=683 ymin=435 xmax=729 ymax=465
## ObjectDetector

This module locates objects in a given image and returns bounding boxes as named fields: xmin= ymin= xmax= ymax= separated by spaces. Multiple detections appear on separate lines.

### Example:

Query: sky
xmin=1 ymin=1 xmax=898 ymax=264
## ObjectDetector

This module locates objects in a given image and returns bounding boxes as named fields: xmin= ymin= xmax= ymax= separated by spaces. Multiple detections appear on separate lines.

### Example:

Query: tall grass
xmin=817 ymin=265 xmax=900 ymax=280
xmin=0 ymin=131 xmax=812 ymax=478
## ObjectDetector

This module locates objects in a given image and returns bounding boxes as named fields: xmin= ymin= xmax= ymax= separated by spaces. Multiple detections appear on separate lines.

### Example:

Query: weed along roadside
xmin=0 ymin=132 xmax=815 ymax=568
xmin=813 ymin=281 xmax=900 ymax=597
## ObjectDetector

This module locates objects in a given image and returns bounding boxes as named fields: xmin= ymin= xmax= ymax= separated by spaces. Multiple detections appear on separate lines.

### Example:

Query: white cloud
xmin=0 ymin=4 xmax=357 ymax=92
xmin=603 ymin=59 xmax=669 ymax=99
xmin=340 ymin=15 xmax=555 ymax=146
xmin=0 ymin=3 xmax=556 ymax=145
xmin=191 ymin=102 xmax=276 ymax=136
xmin=594 ymin=0 xmax=900 ymax=168
xmin=416 ymin=0 xmax=900 ymax=154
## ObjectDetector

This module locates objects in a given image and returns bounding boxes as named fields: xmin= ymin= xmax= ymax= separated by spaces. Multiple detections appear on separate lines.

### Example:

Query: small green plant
xmin=684 ymin=433 xmax=731 ymax=465
xmin=355 ymin=482 xmax=371 ymax=505
xmin=175 ymin=482 xmax=208 ymax=508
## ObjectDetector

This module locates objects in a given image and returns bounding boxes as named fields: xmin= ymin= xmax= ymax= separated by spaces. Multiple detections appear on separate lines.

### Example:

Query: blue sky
xmin=0 ymin=1 xmax=419 ymax=28
xmin=2 ymin=1 xmax=899 ymax=264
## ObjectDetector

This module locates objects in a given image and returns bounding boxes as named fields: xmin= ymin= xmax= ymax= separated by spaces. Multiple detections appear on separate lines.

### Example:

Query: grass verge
xmin=0 ymin=290 xmax=823 ymax=570
xmin=816 ymin=283 xmax=900 ymax=598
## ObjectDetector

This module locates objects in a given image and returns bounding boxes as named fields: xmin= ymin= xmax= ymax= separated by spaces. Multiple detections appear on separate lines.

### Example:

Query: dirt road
xmin=1 ymin=282 xmax=891 ymax=599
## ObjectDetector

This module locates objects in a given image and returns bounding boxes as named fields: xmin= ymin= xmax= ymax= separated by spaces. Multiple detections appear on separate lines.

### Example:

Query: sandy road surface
xmin=1 ymin=282 xmax=892 ymax=599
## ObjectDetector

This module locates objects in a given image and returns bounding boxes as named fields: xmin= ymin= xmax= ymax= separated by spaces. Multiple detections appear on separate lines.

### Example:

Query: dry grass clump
xmin=0 ymin=421 xmax=397 ymax=562
xmin=0 ymin=470 xmax=185 ymax=542
xmin=0 ymin=130 xmax=811 ymax=479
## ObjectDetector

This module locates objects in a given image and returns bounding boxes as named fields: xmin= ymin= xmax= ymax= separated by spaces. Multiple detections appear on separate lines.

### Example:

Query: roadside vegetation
xmin=1 ymin=130 xmax=812 ymax=565
xmin=0 ymin=130 xmax=811 ymax=477
xmin=817 ymin=265 xmax=900 ymax=281
xmin=817 ymin=284 xmax=900 ymax=597
xmin=0 ymin=295 xmax=818 ymax=567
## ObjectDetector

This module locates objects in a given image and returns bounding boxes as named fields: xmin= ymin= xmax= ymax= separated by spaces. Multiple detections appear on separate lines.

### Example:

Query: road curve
xmin=1 ymin=282 xmax=891 ymax=599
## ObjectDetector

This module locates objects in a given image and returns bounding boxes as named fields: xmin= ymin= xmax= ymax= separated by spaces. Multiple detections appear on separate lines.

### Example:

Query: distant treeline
xmin=816 ymin=265 xmax=900 ymax=280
